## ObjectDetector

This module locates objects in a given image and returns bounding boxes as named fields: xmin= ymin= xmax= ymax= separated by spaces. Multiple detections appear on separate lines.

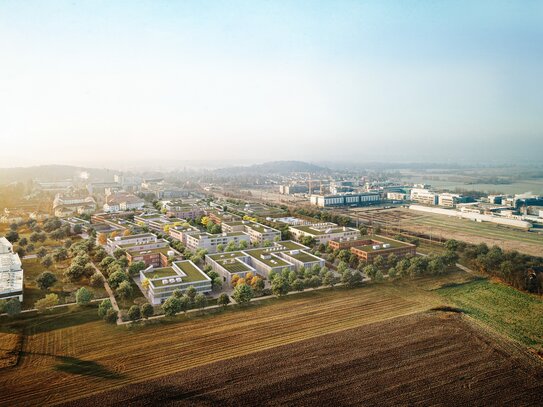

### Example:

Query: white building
xmin=103 ymin=192 xmax=145 ymax=213
xmin=309 ymin=193 xmax=380 ymax=207
xmin=289 ymin=224 xmax=361 ymax=245
xmin=222 ymin=221 xmax=281 ymax=244
xmin=206 ymin=241 xmax=324 ymax=284
xmin=410 ymin=188 xmax=438 ymax=206
xmin=0 ymin=237 xmax=23 ymax=302
xmin=185 ymin=232 xmax=251 ymax=254
xmin=53 ymin=194 xmax=97 ymax=217
xmin=139 ymin=260 xmax=212 ymax=305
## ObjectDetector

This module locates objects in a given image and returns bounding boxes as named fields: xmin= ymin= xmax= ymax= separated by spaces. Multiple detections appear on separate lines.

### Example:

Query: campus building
xmin=289 ymin=223 xmax=361 ymax=245
xmin=162 ymin=201 xmax=204 ymax=219
xmin=125 ymin=245 xmax=175 ymax=268
xmin=0 ymin=237 xmax=23 ymax=302
xmin=329 ymin=235 xmax=416 ymax=264
xmin=206 ymin=241 xmax=324 ymax=285
xmin=139 ymin=260 xmax=212 ymax=305
xmin=103 ymin=192 xmax=145 ymax=212
xmin=53 ymin=194 xmax=97 ymax=217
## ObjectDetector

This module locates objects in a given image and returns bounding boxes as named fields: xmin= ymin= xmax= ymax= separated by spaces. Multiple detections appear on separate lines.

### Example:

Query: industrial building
xmin=309 ymin=192 xmax=380 ymax=207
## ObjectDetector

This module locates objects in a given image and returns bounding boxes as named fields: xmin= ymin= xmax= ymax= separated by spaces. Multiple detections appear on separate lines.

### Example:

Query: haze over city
xmin=1 ymin=1 xmax=542 ymax=168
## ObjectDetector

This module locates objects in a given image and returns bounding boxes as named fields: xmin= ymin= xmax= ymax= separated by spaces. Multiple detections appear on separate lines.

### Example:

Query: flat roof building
xmin=289 ymin=223 xmax=361 ymax=245
xmin=139 ymin=260 xmax=212 ymax=305
xmin=309 ymin=193 xmax=380 ymax=207
xmin=206 ymin=241 xmax=324 ymax=285
xmin=329 ymin=235 xmax=416 ymax=264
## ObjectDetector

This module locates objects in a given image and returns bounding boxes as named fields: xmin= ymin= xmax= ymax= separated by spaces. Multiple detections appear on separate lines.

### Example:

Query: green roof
xmin=143 ymin=267 xmax=177 ymax=279
xmin=207 ymin=251 xmax=246 ymax=261
xmin=216 ymin=259 xmax=252 ymax=274
xmin=354 ymin=235 xmax=414 ymax=252
xmin=275 ymin=240 xmax=306 ymax=250
xmin=245 ymin=248 xmax=290 ymax=268
xmin=173 ymin=261 xmax=209 ymax=282
xmin=127 ymin=246 xmax=172 ymax=256
xmin=284 ymin=250 xmax=321 ymax=263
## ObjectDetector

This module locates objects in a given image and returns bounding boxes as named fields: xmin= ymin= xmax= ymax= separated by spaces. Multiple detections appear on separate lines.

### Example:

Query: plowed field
xmin=65 ymin=312 xmax=543 ymax=407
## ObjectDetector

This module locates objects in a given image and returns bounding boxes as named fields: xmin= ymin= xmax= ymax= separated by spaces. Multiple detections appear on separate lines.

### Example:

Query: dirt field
xmin=0 ymin=285 xmax=437 ymax=406
xmin=64 ymin=312 xmax=543 ymax=407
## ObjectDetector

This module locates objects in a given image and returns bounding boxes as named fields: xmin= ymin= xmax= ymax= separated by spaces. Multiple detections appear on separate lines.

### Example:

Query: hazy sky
xmin=1 ymin=1 xmax=542 ymax=168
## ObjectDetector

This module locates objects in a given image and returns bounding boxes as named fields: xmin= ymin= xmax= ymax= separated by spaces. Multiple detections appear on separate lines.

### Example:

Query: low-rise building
xmin=410 ymin=188 xmax=438 ymax=206
xmin=126 ymin=245 xmax=175 ymax=268
xmin=185 ymin=231 xmax=251 ymax=254
xmin=0 ymin=237 xmax=23 ymax=302
xmin=169 ymin=224 xmax=200 ymax=244
xmin=103 ymin=192 xmax=145 ymax=212
xmin=163 ymin=201 xmax=204 ymax=219
xmin=53 ymin=194 xmax=97 ymax=217
xmin=139 ymin=260 xmax=212 ymax=305
xmin=222 ymin=221 xmax=281 ymax=244
xmin=333 ymin=235 xmax=416 ymax=264
xmin=206 ymin=240 xmax=324 ymax=284
xmin=106 ymin=233 xmax=161 ymax=251
xmin=289 ymin=224 xmax=361 ymax=245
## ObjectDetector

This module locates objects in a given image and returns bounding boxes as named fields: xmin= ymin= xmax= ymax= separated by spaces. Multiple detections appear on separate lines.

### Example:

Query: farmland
xmin=65 ymin=312 xmax=543 ymax=407
xmin=348 ymin=207 xmax=543 ymax=256
xmin=0 ymin=271 xmax=541 ymax=406
xmin=0 ymin=281 xmax=444 ymax=406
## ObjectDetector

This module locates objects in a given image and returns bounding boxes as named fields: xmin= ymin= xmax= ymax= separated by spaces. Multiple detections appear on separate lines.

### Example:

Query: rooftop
xmin=353 ymin=235 xmax=415 ymax=252
xmin=245 ymin=248 xmax=290 ymax=268
xmin=283 ymin=250 xmax=321 ymax=263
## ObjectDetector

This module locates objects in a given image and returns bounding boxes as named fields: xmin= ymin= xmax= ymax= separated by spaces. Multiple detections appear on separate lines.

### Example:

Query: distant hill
xmin=0 ymin=165 xmax=119 ymax=185
xmin=217 ymin=161 xmax=330 ymax=175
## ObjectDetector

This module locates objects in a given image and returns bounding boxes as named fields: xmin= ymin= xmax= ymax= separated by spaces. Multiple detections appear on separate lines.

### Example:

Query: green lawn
xmin=437 ymin=279 xmax=543 ymax=352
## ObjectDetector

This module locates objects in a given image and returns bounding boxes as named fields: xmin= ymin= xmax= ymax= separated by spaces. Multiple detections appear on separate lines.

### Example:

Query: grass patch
xmin=437 ymin=279 xmax=543 ymax=352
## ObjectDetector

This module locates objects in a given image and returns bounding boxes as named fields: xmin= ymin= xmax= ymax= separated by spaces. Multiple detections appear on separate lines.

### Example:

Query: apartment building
xmin=53 ymin=194 xmax=97 ymax=217
xmin=169 ymin=224 xmax=200 ymax=244
xmin=222 ymin=220 xmax=281 ymax=244
xmin=103 ymin=192 xmax=145 ymax=212
xmin=0 ymin=237 xmax=23 ymax=301
xmin=126 ymin=245 xmax=175 ymax=268
xmin=139 ymin=260 xmax=212 ymax=305
xmin=163 ymin=201 xmax=204 ymax=219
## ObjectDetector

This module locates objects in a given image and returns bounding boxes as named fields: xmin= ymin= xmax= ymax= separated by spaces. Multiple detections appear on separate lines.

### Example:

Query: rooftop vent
xmin=383 ymin=244 xmax=391 ymax=248
xmin=162 ymin=279 xmax=168 ymax=284
xmin=372 ymin=245 xmax=381 ymax=250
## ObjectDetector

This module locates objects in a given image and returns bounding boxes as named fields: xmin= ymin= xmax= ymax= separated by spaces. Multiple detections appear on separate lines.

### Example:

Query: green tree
xmin=291 ymin=278 xmax=305 ymax=292
xmin=128 ymin=305 xmax=141 ymax=321
xmin=90 ymin=272 xmax=105 ymax=288
xmin=323 ymin=271 xmax=338 ymax=287
xmin=113 ymin=248 xmax=126 ymax=260
xmin=271 ymin=276 xmax=290 ymax=297
xmin=108 ymin=270 xmax=129 ymax=289
xmin=35 ymin=293 xmax=59 ymax=312
xmin=363 ymin=265 xmax=378 ymax=280
xmin=141 ymin=303 xmax=154 ymax=319
xmin=18 ymin=237 xmax=28 ymax=246
xmin=5 ymin=298 xmax=21 ymax=316
xmin=128 ymin=261 xmax=147 ymax=276
xmin=75 ymin=287 xmax=94 ymax=305
xmin=388 ymin=267 xmax=397 ymax=279
xmin=162 ymin=296 xmax=182 ymax=316
xmin=232 ymin=283 xmax=254 ymax=304
xmin=41 ymin=255 xmax=53 ymax=268
xmin=98 ymin=299 xmax=113 ymax=318
xmin=5 ymin=230 xmax=19 ymax=243
xmin=185 ymin=286 xmax=197 ymax=304
xmin=36 ymin=271 xmax=57 ymax=290
xmin=217 ymin=293 xmax=230 ymax=308
xmin=116 ymin=281 xmax=133 ymax=300
xmin=194 ymin=293 xmax=208 ymax=310
xmin=104 ymin=308 xmax=118 ymax=324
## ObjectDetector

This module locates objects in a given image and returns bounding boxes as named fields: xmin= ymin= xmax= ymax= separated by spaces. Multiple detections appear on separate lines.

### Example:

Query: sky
xmin=0 ymin=1 xmax=542 ymax=169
